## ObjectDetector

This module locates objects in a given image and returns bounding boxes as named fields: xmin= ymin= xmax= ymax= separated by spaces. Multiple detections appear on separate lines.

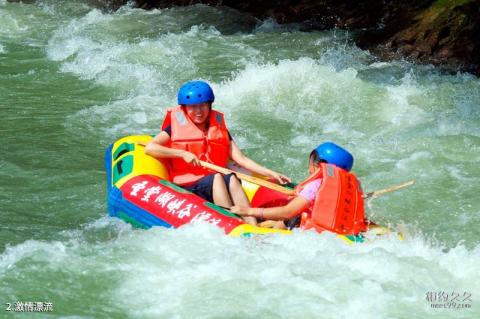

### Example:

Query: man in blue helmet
xmin=145 ymin=80 xmax=291 ymax=225
xmin=232 ymin=142 xmax=367 ymax=234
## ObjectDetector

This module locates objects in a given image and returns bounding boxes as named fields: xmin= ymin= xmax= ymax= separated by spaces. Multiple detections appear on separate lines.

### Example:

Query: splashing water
xmin=1 ymin=1 xmax=479 ymax=318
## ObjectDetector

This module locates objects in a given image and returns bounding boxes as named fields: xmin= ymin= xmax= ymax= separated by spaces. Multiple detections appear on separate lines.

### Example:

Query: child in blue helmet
xmin=145 ymin=80 xmax=291 ymax=225
xmin=231 ymin=142 xmax=354 ymax=229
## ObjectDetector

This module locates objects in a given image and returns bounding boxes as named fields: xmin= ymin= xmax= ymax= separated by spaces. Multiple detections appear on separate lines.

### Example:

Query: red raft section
xmin=119 ymin=175 xmax=245 ymax=233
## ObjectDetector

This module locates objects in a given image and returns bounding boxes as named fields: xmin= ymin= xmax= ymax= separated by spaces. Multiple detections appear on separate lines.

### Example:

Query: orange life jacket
xmin=295 ymin=163 xmax=367 ymax=235
xmin=161 ymin=106 xmax=230 ymax=186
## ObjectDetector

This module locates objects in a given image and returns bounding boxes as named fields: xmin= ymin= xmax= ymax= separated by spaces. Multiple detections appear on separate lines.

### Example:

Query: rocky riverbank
xmin=90 ymin=0 xmax=480 ymax=75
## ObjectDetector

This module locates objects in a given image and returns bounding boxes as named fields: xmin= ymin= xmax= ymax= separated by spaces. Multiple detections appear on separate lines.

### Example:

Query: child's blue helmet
xmin=314 ymin=142 xmax=354 ymax=171
xmin=178 ymin=80 xmax=215 ymax=105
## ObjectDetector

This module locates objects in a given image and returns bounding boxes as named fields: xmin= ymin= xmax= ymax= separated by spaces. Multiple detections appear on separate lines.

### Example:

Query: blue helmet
xmin=177 ymin=80 xmax=215 ymax=105
xmin=314 ymin=142 xmax=354 ymax=171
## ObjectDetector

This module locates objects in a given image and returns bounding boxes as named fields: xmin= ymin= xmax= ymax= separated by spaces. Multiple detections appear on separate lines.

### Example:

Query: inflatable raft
xmin=105 ymin=135 xmax=385 ymax=243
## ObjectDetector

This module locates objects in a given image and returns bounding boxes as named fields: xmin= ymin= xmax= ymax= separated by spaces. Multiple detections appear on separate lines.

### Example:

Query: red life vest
xmin=161 ymin=106 xmax=230 ymax=186
xmin=295 ymin=163 xmax=367 ymax=235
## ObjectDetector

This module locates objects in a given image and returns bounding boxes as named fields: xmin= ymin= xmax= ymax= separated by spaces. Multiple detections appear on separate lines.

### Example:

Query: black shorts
xmin=185 ymin=173 xmax=236 ymax=203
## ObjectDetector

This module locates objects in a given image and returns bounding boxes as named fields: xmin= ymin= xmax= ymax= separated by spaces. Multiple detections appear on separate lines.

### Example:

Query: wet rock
xmin=363 ymin=0 xmax=480 ymax=75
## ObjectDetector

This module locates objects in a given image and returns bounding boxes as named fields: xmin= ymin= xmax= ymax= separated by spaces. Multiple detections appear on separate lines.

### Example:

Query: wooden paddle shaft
xmin=138 ymin=142 xmax=293 ymax=195
xmin=364 ymin=180 xmax=415 ymax=199
xmin=199 ymin=160 xmax=295 ymax=196
xmin=139 ymin=142 xmax=413 ymax=199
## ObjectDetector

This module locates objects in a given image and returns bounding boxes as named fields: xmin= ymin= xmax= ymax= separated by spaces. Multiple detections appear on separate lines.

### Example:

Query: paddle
xmin=363 ymin=180 xmax=415 ymax=199
xmin=137 ymin=142 xmax=294 ymax=195
xmin=199 ymin=160 xmax=295 ymax=196
xmin=139 ymin=142 xmax=414 ymax=198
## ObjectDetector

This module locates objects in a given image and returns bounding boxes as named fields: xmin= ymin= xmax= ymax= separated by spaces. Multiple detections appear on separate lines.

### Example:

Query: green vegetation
xmin=433 ymin=0 xmax=473 ymax=9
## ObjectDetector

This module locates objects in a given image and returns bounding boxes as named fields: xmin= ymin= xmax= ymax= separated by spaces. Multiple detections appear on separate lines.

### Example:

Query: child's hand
xmin=269 ymin=171 xmax=292 ymax=184
xmin=230 ymin=206 xmax=250 ymax=216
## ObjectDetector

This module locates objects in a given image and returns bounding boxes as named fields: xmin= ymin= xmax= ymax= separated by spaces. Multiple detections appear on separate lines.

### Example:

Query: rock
xmin=364 ymin=0 xmax=480 ymax=75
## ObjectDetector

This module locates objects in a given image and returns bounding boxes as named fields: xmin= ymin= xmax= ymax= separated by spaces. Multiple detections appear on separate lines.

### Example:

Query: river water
xmin=1 ymin=1 xmax=479 ymax=318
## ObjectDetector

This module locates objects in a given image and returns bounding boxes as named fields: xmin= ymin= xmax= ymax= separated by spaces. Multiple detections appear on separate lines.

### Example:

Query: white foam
xmin=254 ymin=18 xmax=282 ymax=32
xmin=369 ymin=62 xmax=391 ymax=68
xmin=215 ymin=58 xmax=373 ymax=159
xmin=254 ymin=18 xmax=301 ymax=33
xmin=64 ymin=94 xmax=170 ymax=143
xmin=395 ymin=151 xmax=433 ymax=170
xmin=383 ymin=73 xmax=430 ymax=126
xmin=1 ymin=220 xmax=479 ymax=318
xmin=435 ymin=116 xmax=480 ymax=137
xmin=319 ymin=41 xmax=372 ymax=71
xmin=107 ymin=225 xmax=480 ymax=318
xmin=46 ymin=10 xmax=199 ymax=96
xmin=0 ymin=8 xmax=30 ymax=37
xmin=0 ymin=240 xmax=68 ymax=275
xmin=218 ymin=59 xmax=357 ymax=118
xmin=47 ymin=9 xmax=112 ymax=61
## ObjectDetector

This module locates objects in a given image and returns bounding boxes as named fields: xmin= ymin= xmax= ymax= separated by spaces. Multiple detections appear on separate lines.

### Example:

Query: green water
xmin=1 ymin=1 xmax=479 ymax=318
